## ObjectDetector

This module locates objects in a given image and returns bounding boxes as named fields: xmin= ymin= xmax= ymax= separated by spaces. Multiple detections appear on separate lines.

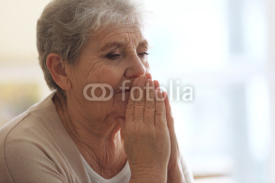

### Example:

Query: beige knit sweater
xmin=0 ymin=92 xmax=194 ymax=183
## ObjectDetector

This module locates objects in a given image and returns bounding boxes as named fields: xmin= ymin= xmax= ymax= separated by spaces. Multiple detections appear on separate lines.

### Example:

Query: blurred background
xmin=0 ymin=0 xmax=274 ymax=182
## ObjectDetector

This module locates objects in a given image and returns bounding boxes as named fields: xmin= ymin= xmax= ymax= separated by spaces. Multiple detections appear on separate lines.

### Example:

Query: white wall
xmin=264 ymin=0 xmax=275 ymax=182
xmin=0 ymin=0 xmax=50 ymax=64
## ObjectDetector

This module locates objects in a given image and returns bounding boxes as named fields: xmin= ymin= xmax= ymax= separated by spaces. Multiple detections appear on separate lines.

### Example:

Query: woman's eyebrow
xmin=99 ymin=39 xmax=148 ymax=52
xmin=99 ymin=41 xmax=125 ymax=52
xmin=138 ymin=40 xmax=149 ymax=48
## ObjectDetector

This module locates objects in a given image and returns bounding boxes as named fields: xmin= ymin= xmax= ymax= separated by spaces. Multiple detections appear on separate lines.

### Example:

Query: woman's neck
xmin=53 ymin=91 xmax=127 ymax=179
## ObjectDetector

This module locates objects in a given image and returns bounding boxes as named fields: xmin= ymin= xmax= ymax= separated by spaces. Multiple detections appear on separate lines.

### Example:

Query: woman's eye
xmin=106 ymin=53 xmax=121 ymax=60
xmin=139 ymin=52 xmax=149 ymax=57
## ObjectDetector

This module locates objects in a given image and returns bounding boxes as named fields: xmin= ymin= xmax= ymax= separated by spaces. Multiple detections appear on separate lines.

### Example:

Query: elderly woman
xmin=0 ymin=0 xmax=193 ymax=182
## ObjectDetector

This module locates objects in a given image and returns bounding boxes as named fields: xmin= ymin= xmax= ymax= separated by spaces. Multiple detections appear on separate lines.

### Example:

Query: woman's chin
xmin=118 ymin=105 xmax=127 ymax=117
xmin=112 ymin=102 xmax=126 ymax=116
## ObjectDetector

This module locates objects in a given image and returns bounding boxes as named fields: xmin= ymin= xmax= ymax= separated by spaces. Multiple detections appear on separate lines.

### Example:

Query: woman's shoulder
xmin=0 ymin=91 xmax=57 ymax=140
xmin=0 ymin=91 xmax=88 ymax=183
xmin=0 ymin=91 xmax=62 ymax=159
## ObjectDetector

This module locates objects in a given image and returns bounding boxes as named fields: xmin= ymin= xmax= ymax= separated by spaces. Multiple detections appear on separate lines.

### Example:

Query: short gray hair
xmin=37 ymin=0 xmax=146 ymax=91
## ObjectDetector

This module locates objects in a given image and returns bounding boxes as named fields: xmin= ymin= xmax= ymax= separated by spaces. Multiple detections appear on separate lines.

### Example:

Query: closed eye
xmin=106 ymin=52 xmax=149 ymax=60
xmin=106 ymin=53 xmax=121 ymax=60
xmin=138 ymin=52 xmax=149 ymax=57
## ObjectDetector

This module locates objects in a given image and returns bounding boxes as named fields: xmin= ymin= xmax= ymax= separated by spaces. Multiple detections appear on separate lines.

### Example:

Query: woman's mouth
xmin=118 ymin=89 xmax=130 ymax=93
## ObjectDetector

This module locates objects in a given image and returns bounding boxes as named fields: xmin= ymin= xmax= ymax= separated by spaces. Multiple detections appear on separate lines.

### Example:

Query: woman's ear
xmin=46 ymin=53 xmax=71 ymax=91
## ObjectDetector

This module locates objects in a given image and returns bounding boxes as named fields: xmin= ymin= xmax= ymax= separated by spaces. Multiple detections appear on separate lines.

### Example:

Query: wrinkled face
xmin=66 ymin=24 xmax=149 ymax=122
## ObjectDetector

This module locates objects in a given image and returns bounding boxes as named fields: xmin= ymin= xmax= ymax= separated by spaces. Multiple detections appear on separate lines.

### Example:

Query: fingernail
xmin=159 ymin=90 xmax=163 ymax=98
xmin=163 ymin=91 xmax=168 ymax=99
xmin=145 ymin=79 xmax=151 ymax=85
xmin=133 ymin=78 xmax=139 ymax=85
xmin=140 ymin=75 xmax=146 ymax=82
xmin=147 ymin=73 xmax=152 ymax=79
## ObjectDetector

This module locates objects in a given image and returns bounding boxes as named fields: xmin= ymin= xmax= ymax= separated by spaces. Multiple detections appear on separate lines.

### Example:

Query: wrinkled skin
xmin=49 ymin=24 xmax=184 ymax=182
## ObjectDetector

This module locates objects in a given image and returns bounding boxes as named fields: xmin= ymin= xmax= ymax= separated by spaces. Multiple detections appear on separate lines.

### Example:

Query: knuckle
xmin=155 ymin=111 xmax=165 ymax=117
xmin=135 ymin=101 xmax=145 ymax=107
xmin=145 ymin=105 xmax=155 ymax=111
xmin=126 ymin=103 xmax=135 ymax=110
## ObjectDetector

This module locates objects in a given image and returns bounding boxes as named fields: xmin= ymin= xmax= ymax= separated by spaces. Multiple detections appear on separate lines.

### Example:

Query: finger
xmin=153 ymin=80 xmax=160 ymax=90
xmin=134 ymin=75 xmax=146 ymax=122
xmin=163 ymin=91 xmax=174 ymax=129
xmin=144 ymin=79 xmax=155 ymax=125
xmin=155 ymin=89 xmax=166 ymax=129
xmin=163 ymin=91 xmax=180 ymax=168
xmin=162 ymin=90 xmax=169 ymax=101
xmin=126 ymin=78 xmax=138 ymax=122
xmin=145 ymin=72 xmax=152 ymax=80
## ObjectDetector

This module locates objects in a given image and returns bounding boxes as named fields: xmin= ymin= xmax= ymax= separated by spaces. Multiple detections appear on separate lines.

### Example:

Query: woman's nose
xmin=125 ymin=55 xmax=147 ymax=78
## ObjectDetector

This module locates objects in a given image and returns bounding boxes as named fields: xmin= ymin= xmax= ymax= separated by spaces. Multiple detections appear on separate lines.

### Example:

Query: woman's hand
xmin=119 ymin=75 xmax=171 ymax=183
xmin=164 ymin=94 xmax=186 ymax=183
xmin=154 ymin=81 xmax=186 ymax=183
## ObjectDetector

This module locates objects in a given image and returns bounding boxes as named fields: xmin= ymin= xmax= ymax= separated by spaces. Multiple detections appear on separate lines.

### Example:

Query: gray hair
xmin=37 ymin=0 xmax=146 ymax=91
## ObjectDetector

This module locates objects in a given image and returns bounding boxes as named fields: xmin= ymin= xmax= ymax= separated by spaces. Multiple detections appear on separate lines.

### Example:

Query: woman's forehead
xmin=91 ymin=25 xmax=148 ymax=50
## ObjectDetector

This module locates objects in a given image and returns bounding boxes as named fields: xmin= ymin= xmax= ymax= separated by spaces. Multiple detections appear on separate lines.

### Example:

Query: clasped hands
xmin=119 ymin=74 xmax=185 ymax=183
